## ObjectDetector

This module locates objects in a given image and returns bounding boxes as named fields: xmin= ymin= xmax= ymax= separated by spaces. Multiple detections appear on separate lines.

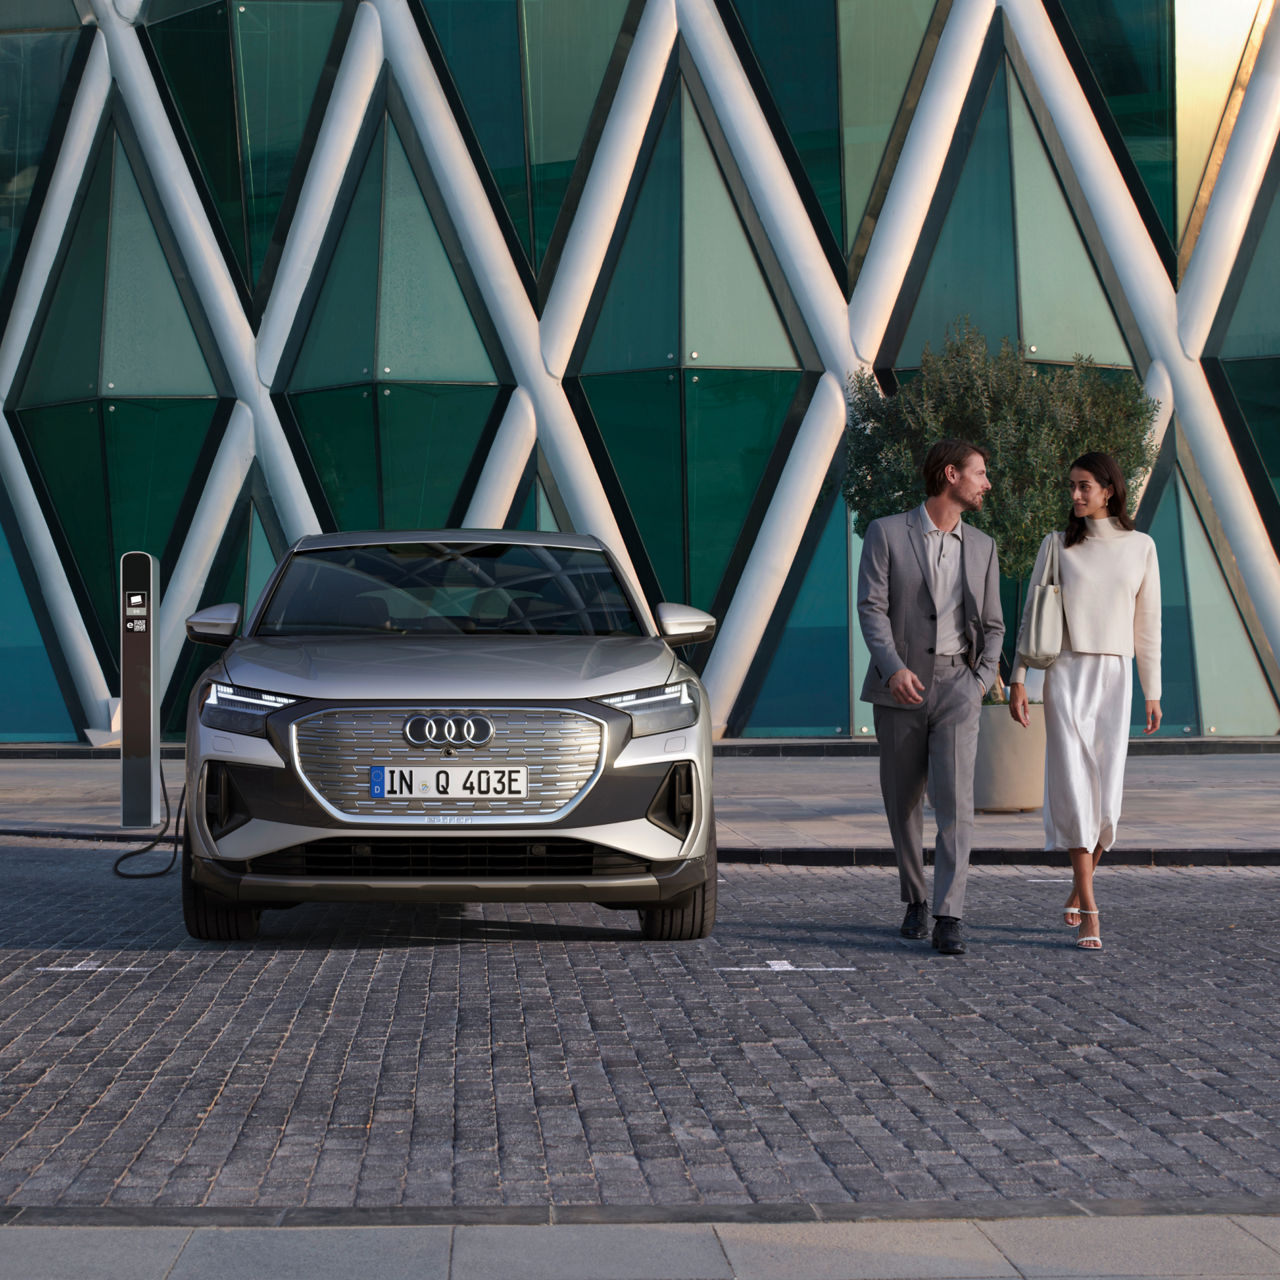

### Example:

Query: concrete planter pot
xmin=974 ymin=702 xmax=1045 ymax=812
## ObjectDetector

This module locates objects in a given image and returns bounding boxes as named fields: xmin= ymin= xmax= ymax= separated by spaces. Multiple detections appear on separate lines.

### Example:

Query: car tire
xmin=638 ymin=831 xmax=716 ymax=941
xmin=182 ymin=824 xmax=260 ymax=942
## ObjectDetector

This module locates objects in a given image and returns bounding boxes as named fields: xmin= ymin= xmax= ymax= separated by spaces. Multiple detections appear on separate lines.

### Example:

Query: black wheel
xmin=638 ymin=831 xmax=717 ymax=941
xmin=182 ymin=824 xmax=260 ymax=942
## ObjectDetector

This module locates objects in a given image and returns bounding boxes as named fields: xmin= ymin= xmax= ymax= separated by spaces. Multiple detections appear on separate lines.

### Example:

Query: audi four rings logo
xmin=403 ymin=714 xmax=495 ymax=748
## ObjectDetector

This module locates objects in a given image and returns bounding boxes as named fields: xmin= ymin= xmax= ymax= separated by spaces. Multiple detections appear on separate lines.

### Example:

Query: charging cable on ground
xmin=112 ymin=760 xmax=185 ymax=879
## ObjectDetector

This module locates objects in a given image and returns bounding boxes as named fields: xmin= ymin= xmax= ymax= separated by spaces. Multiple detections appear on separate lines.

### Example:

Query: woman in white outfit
xmin=1008 ymin=452 xmax=1162 ymax=950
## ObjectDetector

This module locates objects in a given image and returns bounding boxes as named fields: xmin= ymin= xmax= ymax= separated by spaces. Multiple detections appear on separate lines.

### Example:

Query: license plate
xmin=370 ymin=765 xmax=528 ymax=800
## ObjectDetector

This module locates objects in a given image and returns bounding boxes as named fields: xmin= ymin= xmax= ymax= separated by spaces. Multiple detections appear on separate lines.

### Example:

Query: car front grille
xmin=245 ymin=840 xmax=648 ymax=879
xmin=291 ymin=705 xmax=605 ymax=822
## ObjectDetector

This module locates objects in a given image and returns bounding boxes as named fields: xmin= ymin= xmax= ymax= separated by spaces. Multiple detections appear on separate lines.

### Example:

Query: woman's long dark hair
xmin=1064 ymin=451 xmax=1135 ymax=548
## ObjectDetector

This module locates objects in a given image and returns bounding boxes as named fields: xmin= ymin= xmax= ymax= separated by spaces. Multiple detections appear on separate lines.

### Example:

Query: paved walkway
xmin=1 ymin=752 xmax=1278 ymax=1278
xmin=4 ymin=1210 xmax=1280 ymax=1279
xmin=2 ymin=753 xmax=1278 ymax=858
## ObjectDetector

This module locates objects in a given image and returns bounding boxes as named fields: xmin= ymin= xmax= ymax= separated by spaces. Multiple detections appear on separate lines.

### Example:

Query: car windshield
xmin=254 ymin=542 xmax=644 ymax=638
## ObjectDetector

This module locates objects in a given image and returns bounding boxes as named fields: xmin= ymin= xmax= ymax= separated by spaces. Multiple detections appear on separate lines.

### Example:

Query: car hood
xmin=223 ymin=634 xmax=678 ymax=701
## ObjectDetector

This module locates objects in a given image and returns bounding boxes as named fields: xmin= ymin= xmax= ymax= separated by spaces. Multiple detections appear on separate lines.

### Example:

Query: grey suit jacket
xmin=856 ymin=507 xmax=1005 ymax=707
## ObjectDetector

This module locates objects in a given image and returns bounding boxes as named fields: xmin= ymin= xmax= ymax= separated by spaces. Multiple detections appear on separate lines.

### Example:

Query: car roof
xmin=291 ymin=529 xmax=610 ymax=554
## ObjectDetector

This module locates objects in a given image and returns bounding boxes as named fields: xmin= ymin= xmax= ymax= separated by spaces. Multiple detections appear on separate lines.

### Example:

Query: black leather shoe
xmin=900 ymin=902 xmax=929 ymax=939
xmin=932 ymin=916 xmax=967 ymax=955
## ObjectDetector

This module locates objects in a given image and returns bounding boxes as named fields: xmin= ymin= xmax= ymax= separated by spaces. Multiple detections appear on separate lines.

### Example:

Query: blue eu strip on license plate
xmin=369 ymin=765 xmax=385 ymax=798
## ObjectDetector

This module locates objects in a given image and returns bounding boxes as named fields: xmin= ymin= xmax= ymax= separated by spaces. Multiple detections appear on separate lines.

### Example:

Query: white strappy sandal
xmin=1074 ymin=908 xmax=1102 ymax=950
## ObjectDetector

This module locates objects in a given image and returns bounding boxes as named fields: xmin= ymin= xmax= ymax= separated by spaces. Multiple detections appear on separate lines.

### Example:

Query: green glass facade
xmin=1051 ymin=0 xmax=1268 ymax=262
xmin=576 ymin=80 xmax=810 ymax=613
xmin=421 ymin=0 xmax=632 ymax=272
xmin=284 ymin=110 xmax=506 ymax=532
xmin=0 ymin=1 xmax=1277 ymax=743
xmin=0 ymin=501 xmax=75 ymax=742
xmin=727 ymin=0 xmax=942 ymax=269
xmin=0 ymin=25 xmax=80 ymax=302
xmin=148 ymin=0 xmax=343 ymax=290
xmin=893 ymin=55 xmax=1133 ymax=372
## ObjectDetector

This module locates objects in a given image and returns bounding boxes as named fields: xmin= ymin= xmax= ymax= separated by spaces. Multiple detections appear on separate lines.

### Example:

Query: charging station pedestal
xmin=120 ymin=552 xmax=160 ymax=828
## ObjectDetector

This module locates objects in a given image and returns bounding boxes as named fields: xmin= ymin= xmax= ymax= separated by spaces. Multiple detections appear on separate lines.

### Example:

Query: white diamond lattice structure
xmin=0 ymin=0 xmax=1278 ymax=738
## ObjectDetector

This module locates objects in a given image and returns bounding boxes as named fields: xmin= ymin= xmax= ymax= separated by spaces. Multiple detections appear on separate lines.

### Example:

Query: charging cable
xmin=112 ymin=759 xmax=184 ymax=878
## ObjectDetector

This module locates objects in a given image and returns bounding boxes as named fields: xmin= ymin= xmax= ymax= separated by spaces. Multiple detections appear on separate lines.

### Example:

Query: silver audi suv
xmin=182 ymin=531 xmax=717 ymax=942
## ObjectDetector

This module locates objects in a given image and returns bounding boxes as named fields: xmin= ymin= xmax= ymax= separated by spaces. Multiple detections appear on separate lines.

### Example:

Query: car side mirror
xmin=186 ymin=603 xmax=242 ymax=647
xmin=655 ymin=602 xmax=716 ymax=646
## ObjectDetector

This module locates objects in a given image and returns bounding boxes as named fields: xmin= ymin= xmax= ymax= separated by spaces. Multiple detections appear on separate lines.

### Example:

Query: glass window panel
xmin=582 ymin=91 xmax=679 ymax=374
xmin=1219 ymin=357 xmax=1280 ymax=506
xmin=246 ymin=504 xmax=277 ymax=614
xmin=232 ymin=0 xmax=341 ymax=283
xmin=523 ymin=0 xmax=628 ymax=268
xmin=378 ymin=125 xmax=496 ymax=383
xmin=0 ymin=1 xmax=81 ymax=27
xmin=535 ymin=477 xmax=559 ymax=531
xmin=377 ymin=383 xmax=498 ymax=528
xmin=733 ymin=0 xmax=842 ymax=247
xmin=685 ymin=367 xmax=800 ymax=610
xmin=1130 ymin=466 xmax=1197 ymax=733
xmin=101 ymin=138 xmax=215 ymax=396
xmin=0 ymin=509 xmax=76 ymax=741
xmin=16 ymin=402 xmax=116 ymax=637
xmin=1177 ymin=469 xmax=1280 ymax=733
xmin=103 ymin=399 xmax=215 ymax=562
xmin=1008 ymin=72 xmax=1131 ymax=366
xmin=1217 ymin=180 xmax=1280 ymax=359
xmin=504 ymin=469 xmax=538 ymax=530
xmin=18 ymin=134 xmax=110 ymax=409
xmin=1174 ymin=0 xmax=1260 ymax=240
xmin=838 ymin=0 xmax=935 ymax=258
xmin=421 ymin=0 xmax=530 ymax=259
xmin=897 ymin=62 xmax=1018 ymax=367
xmin=580 ymin=370 xmax=684 ymax=599
xmin=290 ymin=385 xmax=380 ymax=529
xmin=1056 ymin=0 xmax=1175 ymax=242
xmin=0 ymin=30 xmax=79 ymax=301
xmin=682 ymin=86 xmax=798 ymax=371
xmin=742 ymin=498 xmax=850 ymax=736
xmin=148 ymin=4 xmax=248 ymax=279
xmin=146 ymin=0 xmax=223 ymax=22
xmin=289 ymin=122 xmax=382 ymax=391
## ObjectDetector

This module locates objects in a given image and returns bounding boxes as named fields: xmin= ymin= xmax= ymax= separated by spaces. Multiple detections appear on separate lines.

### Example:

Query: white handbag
xmin=1020 ymin=533 xmax=1064 ymax=670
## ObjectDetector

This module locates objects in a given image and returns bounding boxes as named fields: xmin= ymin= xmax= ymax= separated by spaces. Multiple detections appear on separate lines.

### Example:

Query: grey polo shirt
xmin=918 ymin=503 xmax=966 ymax=657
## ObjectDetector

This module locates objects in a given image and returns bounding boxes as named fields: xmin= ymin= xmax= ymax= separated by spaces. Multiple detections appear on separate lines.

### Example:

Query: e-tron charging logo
xmin=403 ymin=714 xmax=495 ymax=748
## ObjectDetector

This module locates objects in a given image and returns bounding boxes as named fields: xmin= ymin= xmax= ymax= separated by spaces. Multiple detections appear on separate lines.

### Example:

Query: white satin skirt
xmin=1042 ymin=651 xmax=1131 ymax=852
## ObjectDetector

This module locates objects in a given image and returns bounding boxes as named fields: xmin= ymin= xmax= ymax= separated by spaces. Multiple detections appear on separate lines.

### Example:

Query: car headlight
xmin=198 ymin=681 xmax=297 ymax=737
xmin=596 ymin=681 xmax=701 ymax=737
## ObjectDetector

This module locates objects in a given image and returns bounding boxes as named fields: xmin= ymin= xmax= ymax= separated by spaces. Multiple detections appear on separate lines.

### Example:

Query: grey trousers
xmin=873 ymin=659 xmax=982 ymax=920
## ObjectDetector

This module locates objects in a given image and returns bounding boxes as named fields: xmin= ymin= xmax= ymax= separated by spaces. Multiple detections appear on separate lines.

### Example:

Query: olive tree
xmin=843 ymin=321 xmax=1158 ymax=585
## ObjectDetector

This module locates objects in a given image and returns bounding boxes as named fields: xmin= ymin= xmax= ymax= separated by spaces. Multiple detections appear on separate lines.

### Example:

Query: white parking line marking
xmin=717 ymin=958 xmax=857 ymax=972
xmin=37 ymin=959 xmax=154 ymax=974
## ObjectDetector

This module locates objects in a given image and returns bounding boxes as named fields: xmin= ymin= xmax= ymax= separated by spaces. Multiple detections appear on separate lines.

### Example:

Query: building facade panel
xmin=0 ymin=0 xmax=1278 ymax=741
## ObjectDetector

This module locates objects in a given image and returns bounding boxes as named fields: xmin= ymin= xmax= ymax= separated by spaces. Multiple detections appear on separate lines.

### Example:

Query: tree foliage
xmin=843 ymin=322 xmax=1158 ymax=583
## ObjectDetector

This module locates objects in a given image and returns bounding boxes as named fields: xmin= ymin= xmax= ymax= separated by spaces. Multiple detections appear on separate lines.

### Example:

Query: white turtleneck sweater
xmin=1012 ymin=517 xmax=1162 ymax=700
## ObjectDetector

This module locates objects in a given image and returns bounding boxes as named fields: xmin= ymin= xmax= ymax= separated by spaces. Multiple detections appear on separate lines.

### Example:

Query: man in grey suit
xmin=857 ymin=439 xmax=1004 ymax=955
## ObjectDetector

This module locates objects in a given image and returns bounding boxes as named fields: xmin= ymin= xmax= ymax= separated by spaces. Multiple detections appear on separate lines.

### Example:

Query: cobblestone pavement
xmin=1 ymin=848 xmax=1278 ymax=1212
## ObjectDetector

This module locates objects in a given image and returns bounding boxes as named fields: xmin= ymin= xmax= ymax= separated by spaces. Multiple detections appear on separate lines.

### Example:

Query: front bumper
xmin=185 ymin=695 xmax=714 ymax=907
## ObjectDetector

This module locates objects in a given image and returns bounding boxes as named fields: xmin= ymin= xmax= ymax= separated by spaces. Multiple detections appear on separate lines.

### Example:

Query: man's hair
xmin=922 ymin=439 xmax=987 ymax=497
